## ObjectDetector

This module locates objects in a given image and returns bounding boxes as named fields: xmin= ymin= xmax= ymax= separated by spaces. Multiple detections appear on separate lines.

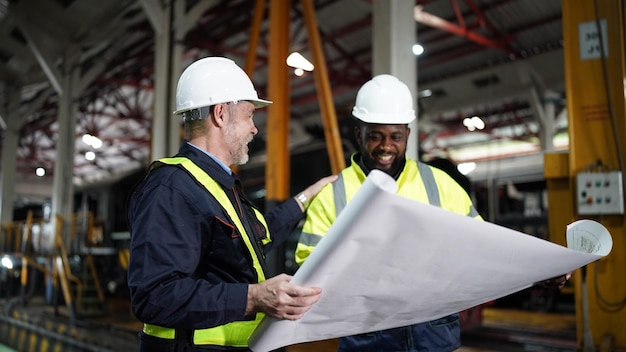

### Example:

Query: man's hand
xmin=303 ymin=175 xmax=338 ymax=200
xmin=246 ymin=274 xmax=322 ymax=320
xmin=295 ymin=175 xmax=339 ymax=211
xmin=537 ymin=272 xmax=572 ymax=289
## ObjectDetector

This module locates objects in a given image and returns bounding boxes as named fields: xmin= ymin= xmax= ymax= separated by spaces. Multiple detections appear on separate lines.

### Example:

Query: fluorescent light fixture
xmin=1 ymin=255 xmax=13 ymax=269
xmin=412 ymin=44 xmax=424 ymax=56
xmin=463 ymin=116 xmax=485 ymax=131
xmin=286 ymin=52 xmax=314 ymax=71
xmin=418 ymin=89 xmax=432 ymax=98
xmin=82 ymin=133 xmax=103 ymax=149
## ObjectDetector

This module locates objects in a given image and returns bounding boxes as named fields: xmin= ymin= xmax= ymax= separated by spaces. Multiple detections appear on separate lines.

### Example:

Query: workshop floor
xmin=1 ymin=296 xmax=577 ymax=352
xmin=285 ymin=307 xmax=577 ymax=352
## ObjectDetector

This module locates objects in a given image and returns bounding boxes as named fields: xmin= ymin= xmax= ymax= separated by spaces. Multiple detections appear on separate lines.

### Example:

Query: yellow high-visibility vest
xmin=296 ymin=156 xmax=481 ymax=266
xmin=143 ymin=157 xmax=269 ymax=347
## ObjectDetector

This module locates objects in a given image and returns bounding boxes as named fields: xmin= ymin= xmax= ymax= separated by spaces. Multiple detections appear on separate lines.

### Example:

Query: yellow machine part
xmin=549 ymin=0 xmax=626 ymax=349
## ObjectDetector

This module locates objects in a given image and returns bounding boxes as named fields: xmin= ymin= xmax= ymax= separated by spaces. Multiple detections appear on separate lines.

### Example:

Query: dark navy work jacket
xmin=127 ymin=142 xmax=303 ymax=331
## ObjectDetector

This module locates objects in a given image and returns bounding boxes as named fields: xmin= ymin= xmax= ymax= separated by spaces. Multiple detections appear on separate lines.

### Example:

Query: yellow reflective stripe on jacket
xmin=143 ymin=313 xmax=263 ymax=346
xmin=192 ymin=313 xmax=263 ymax=346
xmin=329 ymin=157 xmax=436 ymax=210
xmin=143 ymin=323 xmax=175 ymax=339
xmin=158 ymin=157 xmax=266 ymax=282
xmin=335 ymin=157 xmax=480 ymax=216
xmin=144 ymin=157 xmax=269 ymax=347
xmin=253 ymin=208 xmax=272 ymax=245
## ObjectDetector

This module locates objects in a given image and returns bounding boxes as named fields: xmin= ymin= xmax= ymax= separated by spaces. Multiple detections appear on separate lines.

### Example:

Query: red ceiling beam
xmin=414 ymin=3 xmax=517 ymax=55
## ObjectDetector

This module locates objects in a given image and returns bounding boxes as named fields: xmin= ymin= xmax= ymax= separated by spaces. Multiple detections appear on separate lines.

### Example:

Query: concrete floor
xmin=1 ymin=296 xmax=578 ymax=352
xmin=284 ymin=307 xmax=577 ymax=352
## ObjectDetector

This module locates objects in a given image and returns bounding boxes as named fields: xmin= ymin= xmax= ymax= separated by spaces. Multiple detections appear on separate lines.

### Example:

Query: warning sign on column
xmin=579 ymin=19 xmax=608 ymax=60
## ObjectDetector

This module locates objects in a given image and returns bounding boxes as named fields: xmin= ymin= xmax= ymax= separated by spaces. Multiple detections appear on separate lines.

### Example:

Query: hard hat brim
xmin=173 ymin=98 xmax=273 ymax=115
xmin=352 ymin=111 xmax=416 ymax=124
xmin=250 ymin=98 xmax=272 ymax=108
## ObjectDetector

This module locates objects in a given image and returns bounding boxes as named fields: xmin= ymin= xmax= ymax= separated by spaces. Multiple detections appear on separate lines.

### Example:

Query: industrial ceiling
xmin=0 ymin=0 xmax=567 ymax=204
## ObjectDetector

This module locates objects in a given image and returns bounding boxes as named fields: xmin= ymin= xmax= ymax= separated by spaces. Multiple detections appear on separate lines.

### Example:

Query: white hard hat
xmin=352 ymin=74 xmax=415 ymax=124
xmin=173 ymin=57 xmax=272 ymax=115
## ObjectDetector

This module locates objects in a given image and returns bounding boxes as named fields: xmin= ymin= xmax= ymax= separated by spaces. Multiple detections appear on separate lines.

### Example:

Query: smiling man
xmin=295 ymin=74 xmax=483 ymax=352
xmin=127 ymin=57 xmax=336 ymax=352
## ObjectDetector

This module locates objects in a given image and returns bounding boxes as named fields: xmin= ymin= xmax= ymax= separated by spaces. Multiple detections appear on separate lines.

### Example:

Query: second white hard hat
xmin=173 ymin=57 xmax=272 ymax=116
xmin=352 ymin=74 xmax=415 ymax=124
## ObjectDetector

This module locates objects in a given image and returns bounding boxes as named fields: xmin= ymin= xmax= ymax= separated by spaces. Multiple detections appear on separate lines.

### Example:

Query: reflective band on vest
xmin=158 ymin=157 xmax=267 ymax=281
xmin=334 ymin=159 xmax=441 ymax=215
xmin=143 ymin=324 xmax=175 ymax=339
xmin=143 ymin=313 xmax=264 ymax=346
xmin=297 ymin=156 xmax=481 ymax=269
xmin=143 ymin=157 xmax=268 ymax=347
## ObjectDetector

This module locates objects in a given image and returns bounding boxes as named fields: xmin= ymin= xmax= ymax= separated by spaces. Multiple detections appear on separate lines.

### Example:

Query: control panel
xmin=576 ymin=171 xmax=624 ymax=215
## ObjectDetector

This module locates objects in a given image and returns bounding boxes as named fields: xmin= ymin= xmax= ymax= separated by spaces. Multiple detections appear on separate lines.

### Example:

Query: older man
xmin=128 ymin=57 xmax=335 ymax=352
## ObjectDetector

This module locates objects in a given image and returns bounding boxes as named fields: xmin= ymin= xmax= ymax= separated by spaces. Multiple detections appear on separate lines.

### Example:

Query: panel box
xmin=576 ymin=171 xmax=624 ymax=215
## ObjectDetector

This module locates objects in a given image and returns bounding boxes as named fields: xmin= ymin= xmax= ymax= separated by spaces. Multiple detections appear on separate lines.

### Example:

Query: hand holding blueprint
xmin=249 ymin=170 xmax=612 ymax=352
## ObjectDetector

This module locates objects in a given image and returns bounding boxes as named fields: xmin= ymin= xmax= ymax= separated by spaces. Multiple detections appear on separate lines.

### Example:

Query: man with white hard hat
xmin=296 ymin=74 xmax=482 ymax=351
xmin=127 ymin=57 xmax=336 ymax=352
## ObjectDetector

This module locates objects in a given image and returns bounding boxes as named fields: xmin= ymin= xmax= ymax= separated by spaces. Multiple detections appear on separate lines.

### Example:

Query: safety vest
xmin=143 ymin=157 xmax=269 ymax=347
xmin=296 ymin=156 xmax=481 ymax=266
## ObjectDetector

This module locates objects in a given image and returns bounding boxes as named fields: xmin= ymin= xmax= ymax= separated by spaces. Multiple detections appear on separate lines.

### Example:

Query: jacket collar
xmin=176 ymin=142 xmax=239 ymax=189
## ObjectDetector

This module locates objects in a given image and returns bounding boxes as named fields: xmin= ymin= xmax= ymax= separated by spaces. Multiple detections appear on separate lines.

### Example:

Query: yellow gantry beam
xmin=560 ymin=0 xmax=626 ymax=349
xmin=245 ymin=0 xmax=265 ymax=75
xmin=260 ymin=1 xmax=345 ymax=201
xmin=265 ymin=0 xmax=291 ymax=202
xmin=301 ymin=0 xmax=345 ymax=174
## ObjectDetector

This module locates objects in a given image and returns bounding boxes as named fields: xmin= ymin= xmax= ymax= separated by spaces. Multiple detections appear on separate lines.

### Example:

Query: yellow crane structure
xmin=546 ymin=0 xmax=626 ymax=350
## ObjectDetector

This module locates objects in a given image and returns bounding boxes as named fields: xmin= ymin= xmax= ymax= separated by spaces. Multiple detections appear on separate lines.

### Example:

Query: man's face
xmin=355 ymin=123 xmax=410 ymax=174
xmin=224 ymin=101 xmax=258 ymax=165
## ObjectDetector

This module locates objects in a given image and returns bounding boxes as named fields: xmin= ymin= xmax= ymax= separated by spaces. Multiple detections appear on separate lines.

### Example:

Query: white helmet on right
xmin=352 ymin=74 xmax=415 ymax=124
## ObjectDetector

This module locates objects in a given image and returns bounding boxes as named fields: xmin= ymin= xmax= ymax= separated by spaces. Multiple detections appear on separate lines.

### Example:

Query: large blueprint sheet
xmin=249 ymin=170 xmax=612 ymax=352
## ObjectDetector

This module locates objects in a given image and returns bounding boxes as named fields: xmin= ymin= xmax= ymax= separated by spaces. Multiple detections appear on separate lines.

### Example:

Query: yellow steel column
xmin=301 ymin=0 xmax=345 ymax=174
xmin=562 ymin=0 xmax=626 ymax=349
xmin=237 ymin=0 xmax=266 ymax=175
xmin=266 ymin=0 xmax=291 ymax=202
xmin=544 ymin=152 xmax=574 ymax=248
xmin=245 ymin=0 xmax=266 ymax=74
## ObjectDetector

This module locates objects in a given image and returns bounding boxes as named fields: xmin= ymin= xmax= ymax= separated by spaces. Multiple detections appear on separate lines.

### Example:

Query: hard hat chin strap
xmin=182 ymin=106 xmax=212 ymax=122
xmin=181 ymin=101 xmax=248 ymax=122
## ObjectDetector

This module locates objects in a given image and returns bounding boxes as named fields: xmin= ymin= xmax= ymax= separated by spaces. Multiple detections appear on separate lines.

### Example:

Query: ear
xmin=211 ymin=103 xmax=227 ymax=127
xmin=354 ymin=125 xmax=362 ymax=146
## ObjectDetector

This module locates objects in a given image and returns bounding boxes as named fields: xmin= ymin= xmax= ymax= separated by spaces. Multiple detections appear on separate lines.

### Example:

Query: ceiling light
xmin=1 ymin=255 xmax=13 ymax=270
xmin=418 ymin=89 xmax=432 ymax=98
xmin=463 ymin=116 xmax=485 ymax=131
xmin=286 ymin=52 xmax=314 ymax=71
xmin=457 ymin=162 xmax=476 ymax=175
xmin=462 ymin=118 xmax=475 ymax=131
xmin=412 ymin=44 xmax=424 ymax=56
xmin=294 ymin=68 xmax=304 ymax=76
xmin=472 ymin=116 xmax=485 ymax=130
xmin=82 ymin=133 xmax=103 ymax=149
xmin=35 ymin=167 xmax=45 ymax=177
xmin=85 ymin=151 xmax=96 ymax=161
